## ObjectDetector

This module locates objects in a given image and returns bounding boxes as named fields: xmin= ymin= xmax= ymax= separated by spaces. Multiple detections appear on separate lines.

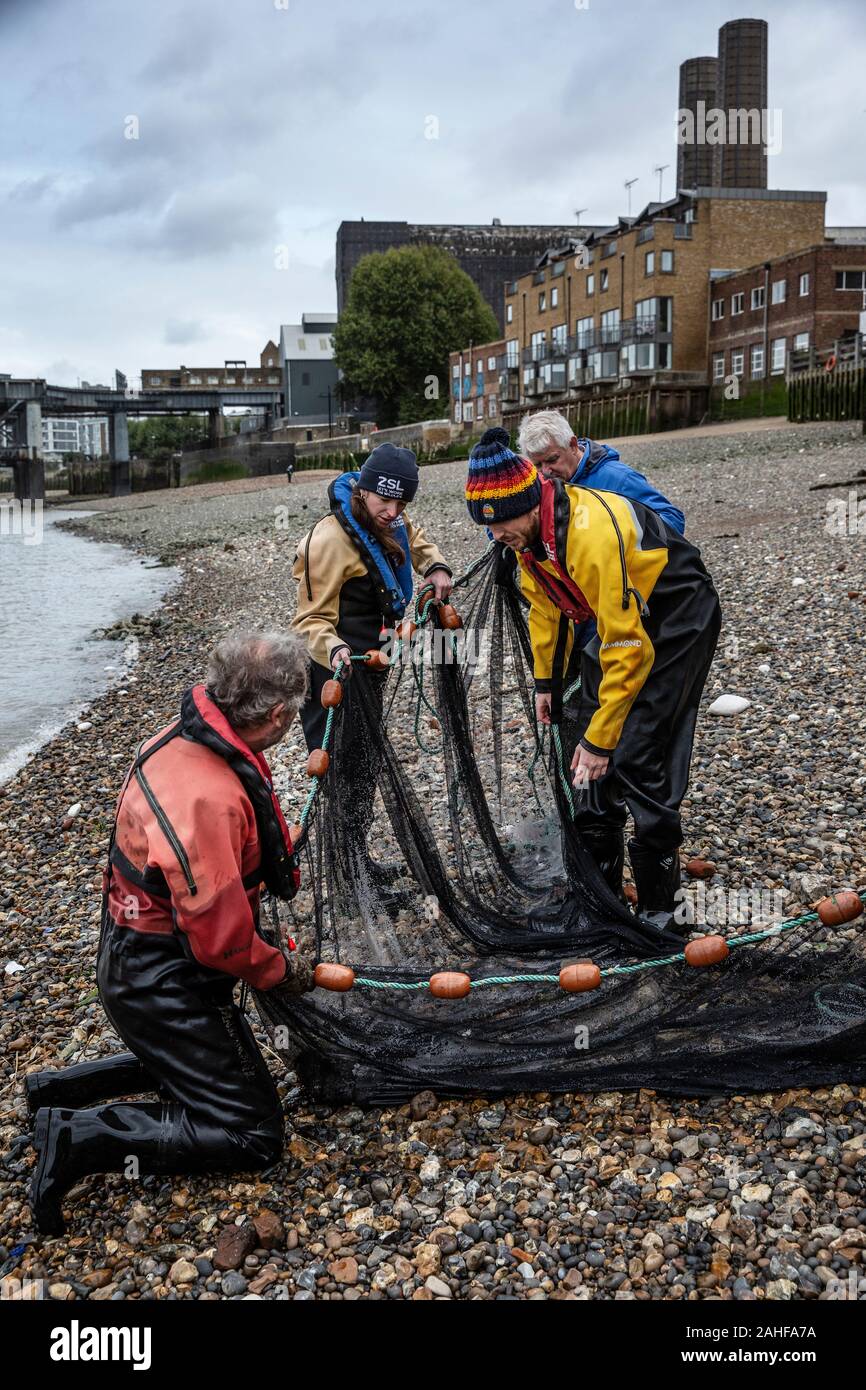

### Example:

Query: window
xmin=224 ymin=376 xmax=235 ymax=384
xmin=712 ymin=353 xmax=725 ymax=382
xmin=771 ymin=337 xmax=786 ymax=373
xmin=269 ymin=374 xmax=280 ymax=384
xmin=600 ymin=269 xmax=609 ymax=292
xmin=487 ymin=356 xmax=496 ymax=371
xmin=576 ymin=315 xmax=593 ymax=349
xmin=751 ymin=286 xmax=765 ymax=310
xmin=506 ymin=338 xmax=519 ymax=367
xmin=454 ymin=404 xmax=461 ymax=424
xmin=506 ymin=303 xmax=513 ymax=324
xmin=297 ymin=338 xmax=306 ymax=351
xmin=539 ymin=292 xmax=546 ymax=311
xmin=731 ymin=348 xmax=744 ymax=376
xmin=657 ymin=342 xmax=671 ymax=368
xmin=523 ymin=366 xmax=534 ymax=386
xmin=836 ymin=269 xmax=866 ymax=290
xmin=794 ymin=331 xmax=810 ymax=351
xmin=530 ymin=330 xmax=546 ymax=361
xmin=771 ymin=279 xmax=786 ymax=305
xmin=319 ymin=338 xmax=329 ymax=350
xmin=552 ymin=323 xmax=567 ymax=352
xmin=750 ymin=345 xmax=764 ymax=378
xmin=799 ymin=273 xmax=810 ymax=296
xmin=463 ymin=403 xmax=474 ymax=423
xmin=711 ymin=299 xmax=725 ymax=321
xmin=150 ymin=376 xmax=162 ymax=385
xmin=732 ymin=293 xmax=744 ymax=315
xmin=586 ymin=274 xmax=595 ymax=295
xmin=188 ymin=375 xmax=201 ymax=384
xmin=452 ymin=363 xmax=460 ymax=378
xmin=645 ymin=251 xmax=655 ymax=275
xmin=476 ymin=398 xmax=484 ymax=421
xmin=207 ymin=374 xmax=219 ymax=384
xmin=660 ymin=250 xmax=674 ymax=273
xmin=551 ymin=286 xmax=559 ymax=308
xmin=600 ymin=308 xmax=620 ymax=344
xmin=488 ymin=396 xmax=498 ymax=418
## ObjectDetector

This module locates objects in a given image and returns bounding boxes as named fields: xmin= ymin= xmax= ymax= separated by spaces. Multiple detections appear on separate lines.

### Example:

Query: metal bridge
xmin=0 ymin=376 xmax=283 ymax=500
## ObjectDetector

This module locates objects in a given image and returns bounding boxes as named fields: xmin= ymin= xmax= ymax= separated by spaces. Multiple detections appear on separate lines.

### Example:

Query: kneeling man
xmin=27 ymin=630 xmax=314 ymax=1235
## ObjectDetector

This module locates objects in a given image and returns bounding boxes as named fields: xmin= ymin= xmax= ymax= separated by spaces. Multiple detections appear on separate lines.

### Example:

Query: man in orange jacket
xmin=26 ymin=630 xmax=314 ymax=1235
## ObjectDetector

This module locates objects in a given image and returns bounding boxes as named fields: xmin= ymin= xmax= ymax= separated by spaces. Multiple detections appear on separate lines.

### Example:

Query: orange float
xmin=817 ymin=890 xmax=863 ymax=926
xmin=321 ymin=679 xmax=343 ymax=708
xmin=306 ymin=749 xmax=330 ymax=778
xmin=397 ymin=619 xmax=417 ymax=643
xmin=684 ymin=934 xmax=730 ymax=967
xmin=429 ymin=971 xmax=472 ymax=999
xmin=438 ymin=604 xmax=462 ymax=631
xmin=559 ymin=961 xmax=602 ymax=992
xmin=364 ymin=649 xmax=391 ymax=671
xmin=314 ymin=962 xmax=355 ymax=992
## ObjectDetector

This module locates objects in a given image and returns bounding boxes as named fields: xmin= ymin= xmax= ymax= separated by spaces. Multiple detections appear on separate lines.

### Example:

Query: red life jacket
xmin=518 ymin=478 xmax=594 ymax=623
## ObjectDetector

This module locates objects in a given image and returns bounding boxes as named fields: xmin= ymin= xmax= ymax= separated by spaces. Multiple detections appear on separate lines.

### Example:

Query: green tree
xmin=333 ymin=244 xmax=499 ymax=427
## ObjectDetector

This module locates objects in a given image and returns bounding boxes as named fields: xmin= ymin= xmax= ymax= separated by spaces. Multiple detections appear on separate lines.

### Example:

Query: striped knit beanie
xmin=465 ymin=427 xmax=542 ymax=524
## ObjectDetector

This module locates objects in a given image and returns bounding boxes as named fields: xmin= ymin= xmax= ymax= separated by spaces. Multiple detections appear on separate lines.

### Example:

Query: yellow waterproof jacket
xmin=518 ymin=482 xmax=682 ymax=754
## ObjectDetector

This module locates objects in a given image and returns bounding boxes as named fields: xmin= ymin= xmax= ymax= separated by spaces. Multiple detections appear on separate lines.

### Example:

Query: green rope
xmin=322 ymin=891 xmax=866 ymax=993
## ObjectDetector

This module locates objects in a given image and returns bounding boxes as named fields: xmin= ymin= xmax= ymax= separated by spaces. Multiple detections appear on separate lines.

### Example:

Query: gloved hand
xmin=271 ymin=949 xmax=315 ymax=997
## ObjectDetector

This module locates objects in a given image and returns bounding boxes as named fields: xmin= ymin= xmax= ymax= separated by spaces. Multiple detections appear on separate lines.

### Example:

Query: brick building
xmin=496 ymin=187 xmax=826 ymax=413
xmin=447 ymin=340 xmax=505 ymax=427
xmin=141 ymin=341 xmax=281 ymax=392
xmin=708 ymin=241 xmax=866 ymax=386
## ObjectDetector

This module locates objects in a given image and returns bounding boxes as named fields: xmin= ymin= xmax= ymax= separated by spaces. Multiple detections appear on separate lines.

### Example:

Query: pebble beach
xmin=1 ymin=418 xmax=865 ymax=1302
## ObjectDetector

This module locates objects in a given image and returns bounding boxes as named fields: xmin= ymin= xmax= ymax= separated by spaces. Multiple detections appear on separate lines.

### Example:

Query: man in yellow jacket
xmin=466 ymin=427 xmax=722 ymax=932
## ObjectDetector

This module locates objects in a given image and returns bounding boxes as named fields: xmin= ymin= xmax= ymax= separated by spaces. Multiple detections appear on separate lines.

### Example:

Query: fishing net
xmin=254 ymin=547 xmax=866 ymax=1105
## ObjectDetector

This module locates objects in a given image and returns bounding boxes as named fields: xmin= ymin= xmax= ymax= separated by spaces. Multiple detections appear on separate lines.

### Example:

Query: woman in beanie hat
xmin=466 ymin=426 xmax=721 ymax=937
xmin=292 ymin=443 xmax=452 ymax=877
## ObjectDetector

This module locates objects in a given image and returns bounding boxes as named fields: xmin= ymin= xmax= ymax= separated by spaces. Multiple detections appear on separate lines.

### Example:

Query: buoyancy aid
xmin=519 ymin=478 xmax=650 ymax=623
xmin=326 ymin=472 xmax=414 ymax=620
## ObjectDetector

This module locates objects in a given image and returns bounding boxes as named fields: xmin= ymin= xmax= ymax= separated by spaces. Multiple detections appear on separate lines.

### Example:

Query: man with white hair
xmin=27 ymin=630 xmax=314 ymax=1235
xmin=517 ymin=410 xmax=684 ymax=535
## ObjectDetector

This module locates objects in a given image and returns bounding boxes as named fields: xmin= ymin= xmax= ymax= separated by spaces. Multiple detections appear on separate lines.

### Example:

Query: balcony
xmin=674 ymin=223 xmax=693 ymax=239
xmin=522 ymin=343 xmax=549 ymax=364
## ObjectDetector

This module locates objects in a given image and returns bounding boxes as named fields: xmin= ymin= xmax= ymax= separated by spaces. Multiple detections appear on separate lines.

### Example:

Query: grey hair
xmin=206 ymin=629 xmax=310 ymax=728
xmin=517 ymin=409 xmax=575 ymax=457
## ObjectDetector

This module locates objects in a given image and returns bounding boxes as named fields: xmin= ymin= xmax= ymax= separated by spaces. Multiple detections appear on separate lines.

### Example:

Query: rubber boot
xmin=24 ymin=1054 xmax=164 ymax=1120
xmin=578 ymin=825 xmax=626 ymax=903
xmin=29 ymin=1102 xmax=283 ymax=1237
xmin=627 ymin=839 xmax=683 ymax=937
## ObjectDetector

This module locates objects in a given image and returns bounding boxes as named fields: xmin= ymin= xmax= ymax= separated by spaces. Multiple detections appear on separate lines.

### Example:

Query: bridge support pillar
xmin=208 ymin=408 xmax=224 ymax=445
xmin=109 ymin=412 xmax=131 ymax=496
xmin=13 ymin=401 xmax=45 ymax=502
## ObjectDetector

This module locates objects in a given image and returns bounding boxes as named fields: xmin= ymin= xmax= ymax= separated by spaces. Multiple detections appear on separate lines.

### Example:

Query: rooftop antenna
xmin=653 ymin=163 xmax=669 ymax=202
xmin=624 ymin=178 xmax=638 ymax=218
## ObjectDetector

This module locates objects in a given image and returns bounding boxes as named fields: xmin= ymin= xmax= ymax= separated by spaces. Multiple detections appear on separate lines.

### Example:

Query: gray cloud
xmin=0 ymin=0 xmax=862 ymax=387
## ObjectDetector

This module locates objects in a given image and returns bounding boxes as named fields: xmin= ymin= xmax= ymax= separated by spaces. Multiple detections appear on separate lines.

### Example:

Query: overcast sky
xmin=1 ymin=0 xmax=863 ymax=386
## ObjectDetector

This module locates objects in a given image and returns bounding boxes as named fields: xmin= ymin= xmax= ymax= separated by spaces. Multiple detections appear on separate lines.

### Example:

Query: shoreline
xmin=2 ymin=417 xmax=865 ymax=1301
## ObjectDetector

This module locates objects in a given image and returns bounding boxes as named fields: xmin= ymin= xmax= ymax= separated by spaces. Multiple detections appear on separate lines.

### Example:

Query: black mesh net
xmin=254 ymin=548 xmax=866 ymax=1105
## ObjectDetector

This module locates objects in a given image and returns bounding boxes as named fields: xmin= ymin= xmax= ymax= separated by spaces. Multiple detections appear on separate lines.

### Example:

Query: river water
xmin=0 ymin=504 xmax=178 ymax=784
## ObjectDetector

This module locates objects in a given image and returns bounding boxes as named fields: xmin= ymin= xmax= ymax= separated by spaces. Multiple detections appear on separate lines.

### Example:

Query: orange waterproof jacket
xmin=105 ymin=685 xmax=299 ymax=990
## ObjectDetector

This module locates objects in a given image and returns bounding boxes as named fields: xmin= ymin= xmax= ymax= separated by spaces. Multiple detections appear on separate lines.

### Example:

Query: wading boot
xmin=578 ymin=825 xmax=626 ymax=903
xmin=24 ymin=1054 xmax=164 ymax=1120
xmin=29 ymin=1102 xmax=283 ymax=1237
xmin=627 ymin=838 xmax=683 ymax=937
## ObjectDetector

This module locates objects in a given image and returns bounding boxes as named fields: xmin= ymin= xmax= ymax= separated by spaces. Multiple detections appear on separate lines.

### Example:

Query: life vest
xmin=328 ymin=472 xmax=414 ymax=620
xmin=518 ymin=478 xmax=594 ymax=623
xmin=519 ymin=478 xmax=650 ymax=622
